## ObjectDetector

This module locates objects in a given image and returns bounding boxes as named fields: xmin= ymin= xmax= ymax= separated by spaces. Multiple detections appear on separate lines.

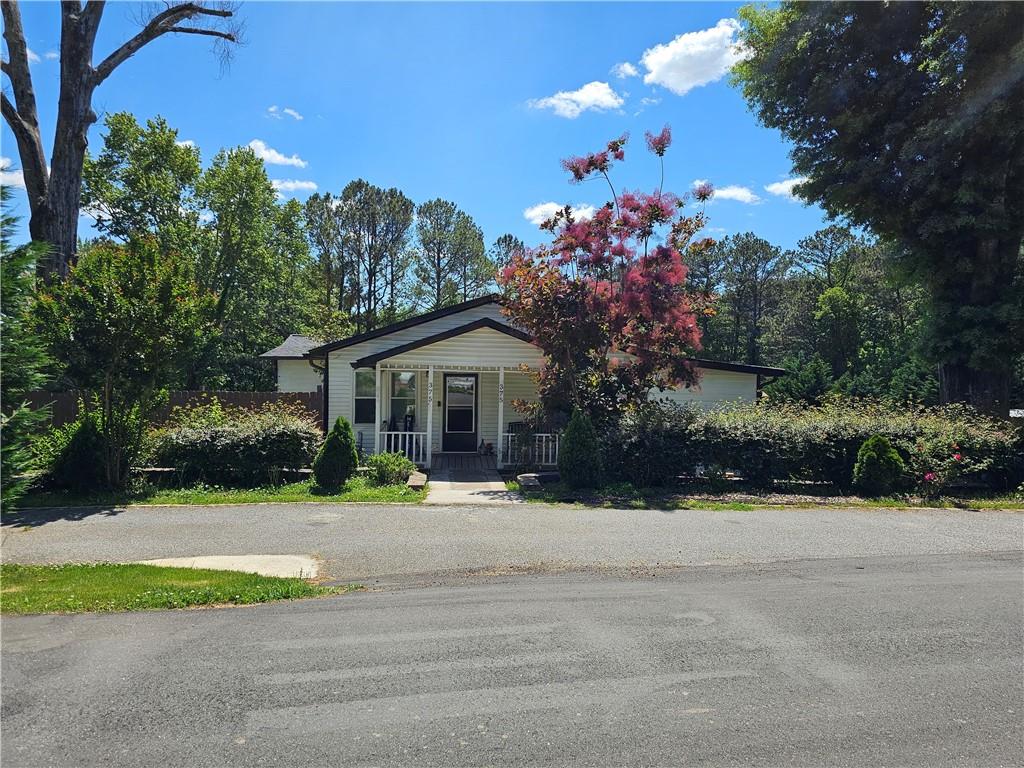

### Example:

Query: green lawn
xmin=18 ymin=477 xmax=426 ymax=508
xmin=507 ymin=480 xmax=1024 ymax=511
xmin=0 ymin=563 xmax=353 ymax=614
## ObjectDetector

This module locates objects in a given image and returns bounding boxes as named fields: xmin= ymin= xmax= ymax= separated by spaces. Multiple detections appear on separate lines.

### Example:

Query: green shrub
xmin=852 ymin=434 xmax=905 ymax=496
xmin=151 ymin=403 xmax=321 ymax=487
xmin=593 ymin=398 xmax=1020 ymax=492
xmin=313 ymin=417 xmax=359 ymax=490
xmin=365 ymin=452 xmax=416 ymax=486
xmin=603 ymin=401 xmax=697 ymax=487
xmin=35 ymin=411 xmax=107 ymax=492
xmin=558 ymin=410 xmax=603 ymax=489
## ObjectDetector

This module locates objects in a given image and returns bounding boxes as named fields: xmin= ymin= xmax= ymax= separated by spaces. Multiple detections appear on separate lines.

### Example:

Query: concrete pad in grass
xmin=137 ymin=555 xmax=318 ymax=579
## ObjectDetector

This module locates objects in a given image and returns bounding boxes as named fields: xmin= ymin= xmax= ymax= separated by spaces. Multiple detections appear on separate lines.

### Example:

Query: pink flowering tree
xmin=499 ymin=126 xmax=715 ymax=427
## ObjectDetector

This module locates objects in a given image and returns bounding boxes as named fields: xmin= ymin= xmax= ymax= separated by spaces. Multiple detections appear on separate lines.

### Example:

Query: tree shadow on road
xmin=2 ymin=504 xmax=128 ymax=529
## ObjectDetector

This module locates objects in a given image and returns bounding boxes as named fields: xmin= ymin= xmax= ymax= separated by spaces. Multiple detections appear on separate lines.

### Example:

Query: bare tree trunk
xmin=2 ymin=0 xmax=237 ymax=279
xmin=936 ymin=236 xmax=1019 ymax=417
xmin=938 ymin=362 xmax=1009 ymax=417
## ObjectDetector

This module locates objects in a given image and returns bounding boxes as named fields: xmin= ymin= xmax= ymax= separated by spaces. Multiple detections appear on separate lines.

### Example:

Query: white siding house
xmin=260 ymin=296 xmax=784 ymax=469
xmin=260 ymin=335 xmax=323 ymax=393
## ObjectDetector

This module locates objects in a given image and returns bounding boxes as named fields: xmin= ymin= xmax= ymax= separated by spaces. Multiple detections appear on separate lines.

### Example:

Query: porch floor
xmin=429 ymin=453 xmax=497 ymax=472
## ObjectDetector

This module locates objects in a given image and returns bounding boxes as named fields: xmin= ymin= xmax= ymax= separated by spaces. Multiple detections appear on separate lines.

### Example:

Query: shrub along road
xmin=2 ymin=502 xmax=1020 ymax=583
xmin=3 ymin=553 xmax=1021 ymax=766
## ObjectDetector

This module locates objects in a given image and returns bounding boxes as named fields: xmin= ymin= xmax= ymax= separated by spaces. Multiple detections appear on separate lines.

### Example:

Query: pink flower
xmin=692 ymin=181 xmax=714 ymax=202
xmin=924 ymin=472 xmax=937 ymax=482
xmin=645 ymin=125 xmax=672 ymax=157
xmin=953 ymin=453 xmax=961 ymax=461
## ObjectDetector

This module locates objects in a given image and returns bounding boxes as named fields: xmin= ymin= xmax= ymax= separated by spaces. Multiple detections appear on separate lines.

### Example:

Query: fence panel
xmin=24 ymin=389 xmax=323 ymax=429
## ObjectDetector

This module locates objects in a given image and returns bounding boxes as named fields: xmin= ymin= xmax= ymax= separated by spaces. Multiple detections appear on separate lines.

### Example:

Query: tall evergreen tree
xmin=0 ymin=185 xmax=52 ymax=510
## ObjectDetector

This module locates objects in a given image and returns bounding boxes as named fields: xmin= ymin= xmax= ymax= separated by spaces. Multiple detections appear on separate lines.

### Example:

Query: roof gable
xmin=350 ymin=318 xmax=535 ymax=368
xmin=260 ymin=334 xmax=318 ymax=359
xmin=307 ymin=295 xmax=500 ymax=357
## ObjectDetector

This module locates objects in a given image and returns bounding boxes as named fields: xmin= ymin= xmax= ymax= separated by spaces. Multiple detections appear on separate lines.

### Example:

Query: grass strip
xmin=19 ymin=477 xmax=425 ymax=509
xmin=0 ymin=563 xmax=353 ymax=614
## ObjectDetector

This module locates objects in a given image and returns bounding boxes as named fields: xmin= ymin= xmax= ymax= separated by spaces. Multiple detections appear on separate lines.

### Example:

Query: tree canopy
xmin=733 ymin=1 xmax=1024 ymax=415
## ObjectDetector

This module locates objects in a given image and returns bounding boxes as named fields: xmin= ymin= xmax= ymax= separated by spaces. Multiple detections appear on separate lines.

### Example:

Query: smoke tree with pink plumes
xmin=499 ymin=126 xmax=716 ymax=428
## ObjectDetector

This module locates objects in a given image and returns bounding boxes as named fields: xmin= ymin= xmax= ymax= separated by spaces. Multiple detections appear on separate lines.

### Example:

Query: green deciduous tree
xmin=734 ymin=1 xmax=1024 ymax=414
xmin=82 ymin=112 xmax=203 ymax=255
xmin=35 ymin=238 xmax=213 ymax=488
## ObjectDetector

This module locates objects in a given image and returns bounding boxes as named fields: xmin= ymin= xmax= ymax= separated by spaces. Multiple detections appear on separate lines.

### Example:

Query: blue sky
xmin=2 ymin=2 xmax=830 ymax=250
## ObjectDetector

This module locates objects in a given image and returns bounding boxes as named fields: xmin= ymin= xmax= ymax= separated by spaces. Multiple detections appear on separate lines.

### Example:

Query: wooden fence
xmin=24 ymin=389 xmax=324 ymax=428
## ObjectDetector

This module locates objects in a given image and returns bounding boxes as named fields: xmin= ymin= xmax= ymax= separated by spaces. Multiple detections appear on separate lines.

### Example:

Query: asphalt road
xmin=3 ymin=502 xmax=1022 ymax=583
xmin=3 ymin=553 xmax=1022 ymax=767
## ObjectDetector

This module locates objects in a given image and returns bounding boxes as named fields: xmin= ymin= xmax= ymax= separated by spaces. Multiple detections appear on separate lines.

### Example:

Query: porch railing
xmin=501 ymin=432 xmax=559 ymax=468
xmin=380 ymin=431 xmax=428 ymax=465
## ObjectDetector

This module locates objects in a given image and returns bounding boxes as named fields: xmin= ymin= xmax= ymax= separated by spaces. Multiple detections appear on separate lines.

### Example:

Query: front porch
xmin=367 ymin=363 xmax=559 ymax=471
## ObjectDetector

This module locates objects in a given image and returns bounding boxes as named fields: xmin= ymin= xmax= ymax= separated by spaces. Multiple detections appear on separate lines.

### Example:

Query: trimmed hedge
xmin=602 ymin=399 xmax=1021 ymax=492
xmin=150 ymin=403 xmax=321 ymax=487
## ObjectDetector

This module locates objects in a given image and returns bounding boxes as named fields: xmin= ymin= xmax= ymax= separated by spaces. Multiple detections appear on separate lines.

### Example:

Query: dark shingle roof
xmin=260 ymin=334 xmax=320 ymax=359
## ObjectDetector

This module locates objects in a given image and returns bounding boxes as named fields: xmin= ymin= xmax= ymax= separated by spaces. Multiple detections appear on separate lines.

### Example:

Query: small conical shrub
xmin=852 ymin=434 xmax=905 ymax=496
xmin=557 ymin=410 xmax=603 ymax=489
xmin=313 ymin=417 xmax=358 ymax=490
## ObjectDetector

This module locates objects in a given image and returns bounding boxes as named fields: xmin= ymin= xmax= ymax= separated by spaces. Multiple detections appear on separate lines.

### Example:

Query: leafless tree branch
xmin=165 ymin=26 xmax=236 ymax=40
xmin=94 ymin=2 xmax=237 ymax=84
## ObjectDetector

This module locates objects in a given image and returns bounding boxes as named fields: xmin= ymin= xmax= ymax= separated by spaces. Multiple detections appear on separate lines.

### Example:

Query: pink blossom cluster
xmin=644 ymin=125 xmax=672 ymax=157
xmin=560 ymin=134 xmax=629 ymax=183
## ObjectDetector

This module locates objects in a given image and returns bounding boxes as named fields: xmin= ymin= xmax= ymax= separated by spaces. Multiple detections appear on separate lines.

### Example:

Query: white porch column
xmin=497 ymin=366 xmax=505 ymax=467
xmin=374 ymin=365 xmax=382 ymax=455
xmin=425 ymin=366 xmax=434 ymax=469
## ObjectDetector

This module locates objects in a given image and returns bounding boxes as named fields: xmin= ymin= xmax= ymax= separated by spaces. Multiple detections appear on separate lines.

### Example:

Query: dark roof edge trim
xmin=350 ymin=318 xmax=534 ymax=368
xmin=309 ymin=294 xmax=500 ymax=356
xmin=692 ymin=358 xmax=787 ymax=376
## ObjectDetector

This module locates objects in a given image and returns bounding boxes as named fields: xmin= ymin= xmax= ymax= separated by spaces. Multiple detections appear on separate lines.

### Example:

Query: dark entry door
xmin=442 ymin=373 xmax=477 ymax=452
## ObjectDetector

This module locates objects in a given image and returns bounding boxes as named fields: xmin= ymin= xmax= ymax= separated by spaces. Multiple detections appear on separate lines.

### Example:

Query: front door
xmin=442 ymin=373 xmax=477 ymax=452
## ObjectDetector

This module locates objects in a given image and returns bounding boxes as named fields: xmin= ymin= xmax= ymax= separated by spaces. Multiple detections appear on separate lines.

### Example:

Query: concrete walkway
xmin=424 ymin=466 xmax=523 ymax=505
xmin=137 ymin=555 xmax=319 ymax=579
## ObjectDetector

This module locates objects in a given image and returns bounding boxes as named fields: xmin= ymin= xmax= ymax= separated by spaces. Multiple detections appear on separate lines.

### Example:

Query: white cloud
xmin=523 ymin=202 xmax=597 ymax=227
xmin=25 ymin=48 xmax=41 ymax=63
xmin=175 ymin=139 xmax=195 ymax=148
xmin=267 ymin=104 xmax=303 ymax=120
xmin=764 ymin=177 xmax=809 ymax=200
xmin=0 ymin=157 xmax=25 ymax=188
xmin=248 ymin=139 xmax=307 ymax=168
xmin=641 ymin=19 xmax=745 ymax=96
xmin=528 ymin=81 xmax=624 ymax=119
xmin=271 ymin=179 xmax=318 ymax=196
xmin=611 ymin=62 xmax=639 ymax=79
xmin=44 ymin=50 xmax=59 ymax=60
xmin=692 ymin=179 xmax=761 ymax=205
